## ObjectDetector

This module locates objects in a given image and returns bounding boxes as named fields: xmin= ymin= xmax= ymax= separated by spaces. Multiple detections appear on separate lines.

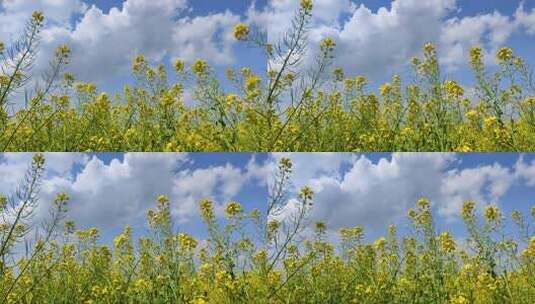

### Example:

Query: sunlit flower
xmin=200 ymin=199 xmax=215 ymax=221
xmin=233 ymin=23 xmax=250 ymax=41
xmin=32 ymin=11 xmax=45 ymax=25
xmin=192 ymin=59 xmax=209 ymax=75
xmin=225 ymin=201 xmax=242 ymax=218
xmin=444 ymin=80 xmax=464 ymax=98
xmin=496 ymin=47 xmax=513 ymax=62
xmin=485 ymin=204 xmax=501 ymax=222
xmin=173 ymin=58 xmax=185 ymax=73
xmin=439 ymin=232 xmax=456 ymax=253
xmin=300 ymin=0 xmax=313 ymax=12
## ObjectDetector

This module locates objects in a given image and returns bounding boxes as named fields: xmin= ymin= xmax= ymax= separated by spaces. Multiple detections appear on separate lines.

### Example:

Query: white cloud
xmin=515 ymin=3 xmax=535 ymax=34
xmin=260 ymin=0 xmax=535 ymax=78
xmin=1 ymin=0 xmax=246 ymax=86
xmin=0 ymin=0 xmax=87 ymax=39
xmin=263 ymin=153 xmax=534 ymax=233
xmin=439 ymin=163 xmax=513 ymax=218
xmin=0 ymin=153 xmax=263 ymax=232
xmin=514 ymin=154 xmax=535 ymax=186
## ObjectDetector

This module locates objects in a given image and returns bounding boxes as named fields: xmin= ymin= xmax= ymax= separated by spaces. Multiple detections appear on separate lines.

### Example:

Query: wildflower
xmin=54 ymin=192 xmax=70 ymax=211
xmin=157 ymin=195 xmax=169 ymax=204
xmin=225 ymin=94 xmax=239 ymax=107
xmin=450 ymin=295 xmax=469 ymax=304
xmin=444 ymin=80 xmax=464 ymax=98
xmin=192 ymin=59 xmax=209 ymax=75
xmin=315 ymin=221 xmax=327 ymax=234
xmin=192 ymin=298 xmax=207 ymax=304
xmin=465 ymin=109 xmax=478 ymax=120
xmin=233 ymin=23 xmax=250 ymax=41
xmin=355 ymin=75 xmax=367 ymax=87
xmin=300 ymin=0 xmax=313 ymax=12
xmin=14 ymin=223 xmax=26 ymax=235
xmin=496 ymin=47 xmax=513 ymax=62
xmin=299 ymin=186 xmax=314 ymax=202
xmin=0 ymin=194 xmax=6 ymax=210
xmin=320 ymin=37 xmax=336 ymax=52
xmin=64 ymin=220 xmax=75 ymax=234
xmin=424 ymin=42 xmax=435 ymax=53
xmin=267 ymin=220 xmax=280 ymax=239
xmin=417 ymin=197 xmax=430 ymax=209
xmin=32 ymin=153 xmax=46 ymax=170
xmin=531 ymin=205 xmax=535 ymax=217
xmin=485 ymin=204 xmax=501 ymax=222
xmin=55 ymin=44 xmax=71 ymax=60
xmin=333 ymin=67 xmax=344 ymax=82
xmin=456 ymin=145 xmax=472 ymax=152
xmin=470 ymin=46 xmax=483 ymax=67
xmin=238 ymin=238 xmax=252 ymax=250
xmin=439 ymin=232 xmax=456 ymax=253
xmin=379 ymin=83 xmax=392 ymax=96
xmin=178 ymin=233 xmax=198 ymax=250
xmin=462 ymin=200 xmax=475 ymax=219
xmin=245 ymin=75 xmax=261 ymax=91
xmin=132 ymin=54 xmax=146 ymax=73
xmin=173 ymin=59 xmax=184 ymax=73
xmin=279 ymin=157 xmax=293 ymax=173
xmin=253 ymin=250 xmax=268 ymax=263
xmin=32 ymin=11 xmax=45 ymax=25
xmin=344 ymin=78 xmax=355 ymax=90
xmin=225 ymin=201 xmax=242 ymax=218
xmin=134 ymin=278 xmax=150 ymax=291
xmin=374 ymin=237 xmax=386 ymax=249
xmin=200 ymin=199 xmax=215 ymax=221
xmin=284 ymin=72 xmax=295 ymax=84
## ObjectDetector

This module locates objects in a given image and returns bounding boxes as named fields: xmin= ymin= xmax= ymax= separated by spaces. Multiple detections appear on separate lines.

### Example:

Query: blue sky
xmin=1 ymin=153 xmax=534 ymax=245
xmin=3 ymin=0 xmax=535 ymax=102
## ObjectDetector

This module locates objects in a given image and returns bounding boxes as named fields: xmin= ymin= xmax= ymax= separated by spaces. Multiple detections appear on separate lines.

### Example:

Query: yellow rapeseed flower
xmin=485 ymin=204 xmax=501 ymax=222
xmin=439 ymin=232 xmax=456 ymax=253
xmin=462 ymin=200 xmax=475 ymax=219
xmin=225 ymin=201 xmax=242 ymax=218
xmin=444 ymin=80 xmax=465 ymax=98
xmin=192 ymin=59 xmax=209 ymax=75
xmin=32 ymin=11 xmax=45 ymax=25
xmin=320 ymin=37 xmax=336 ymax=52
xmin=174 ymin=58 xmax=185 ymax=73
xmin=245 ymin=75 xmax=261 ymax=91
xmin=496 ymin=47 xmax=513 ymax=62
xmin=233 ymin=23 xmax=250 ymax=41
xmin=300 ymin=0 xmax=313 ymax=12
xmin=424 ymin=42 xmax=435 ymax=53
xmin=200 ymin=199 xmax=214 ymax=221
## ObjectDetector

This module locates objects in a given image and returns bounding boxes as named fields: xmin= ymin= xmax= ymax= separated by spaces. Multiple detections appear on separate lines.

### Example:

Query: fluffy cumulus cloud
xmin=264 ymin=153 xmax=535 ymax=233
xmin=257 ymin=0 xmax=535 ymax=78
xmin=1 ymin=153 xmax=535 ymax=239
xmin=0 ymin=153 xmax=263 ymax=232
xmin=0 ymin=0 xmax=249 ymax=83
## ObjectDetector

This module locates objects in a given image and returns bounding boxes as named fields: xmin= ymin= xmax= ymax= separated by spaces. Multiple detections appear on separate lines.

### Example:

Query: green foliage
xmin=0 ymin=6 xmax=534 ymax=152
xmin=1 ymin=155 xmax=535 ymax=303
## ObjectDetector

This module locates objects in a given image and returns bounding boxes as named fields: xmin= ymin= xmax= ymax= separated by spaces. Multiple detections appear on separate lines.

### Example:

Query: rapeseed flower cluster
xmin=1 ymin=7 xmax=534 ymax=152
xmin=8 ymin=155 xmax=532 ymax=302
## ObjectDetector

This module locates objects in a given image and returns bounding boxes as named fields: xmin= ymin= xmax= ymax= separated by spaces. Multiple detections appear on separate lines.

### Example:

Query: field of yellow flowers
xmin=1 ymin=3 xmax=534 ymax=152
xmin=1 ymin=155 xmax=534 ymax=303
